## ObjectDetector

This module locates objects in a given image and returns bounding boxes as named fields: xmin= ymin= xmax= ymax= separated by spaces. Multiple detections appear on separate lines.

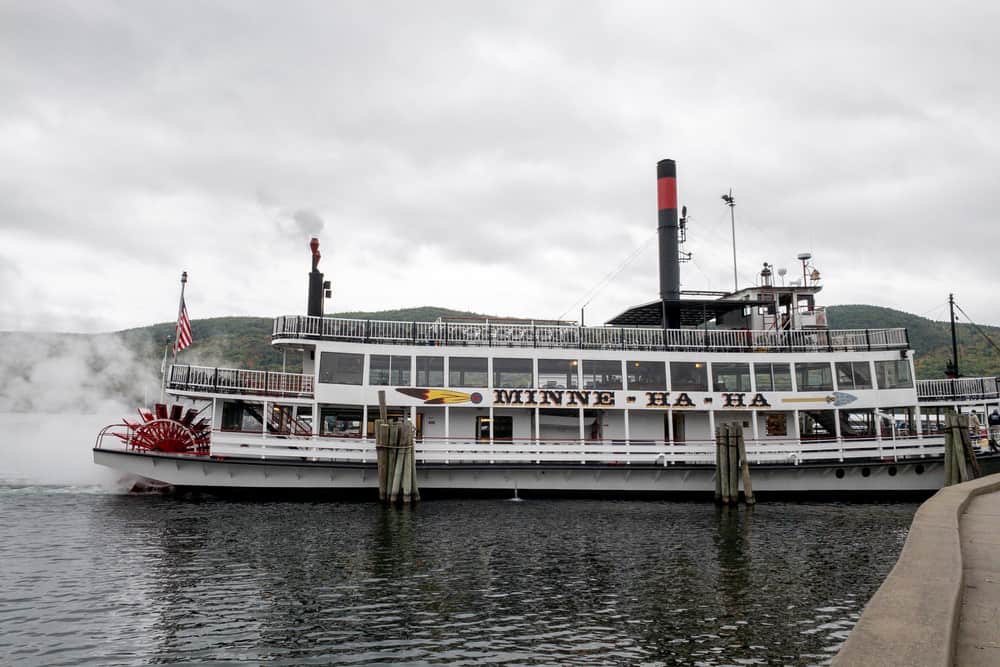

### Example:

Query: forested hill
xmin=825 ymin=305 xmax=1000 ymax=378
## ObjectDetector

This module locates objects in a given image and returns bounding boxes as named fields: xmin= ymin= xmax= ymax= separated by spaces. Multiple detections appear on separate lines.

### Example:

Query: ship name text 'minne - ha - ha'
xmin=94 ymin=159 xmax=1000 ymax=496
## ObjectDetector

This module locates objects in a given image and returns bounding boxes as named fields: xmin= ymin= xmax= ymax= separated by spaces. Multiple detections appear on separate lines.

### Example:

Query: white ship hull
xmin=95 ymin=447 xmax=968 ymax=496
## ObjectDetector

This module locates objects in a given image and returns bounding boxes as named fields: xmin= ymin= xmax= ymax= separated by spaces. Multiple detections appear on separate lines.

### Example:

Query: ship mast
xmin=949 ymin=293 xmax=960 ymax=377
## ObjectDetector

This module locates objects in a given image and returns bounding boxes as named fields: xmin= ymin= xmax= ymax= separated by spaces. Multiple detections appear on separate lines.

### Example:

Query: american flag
xmin=174 ymin=296 xmax=192 ymax=354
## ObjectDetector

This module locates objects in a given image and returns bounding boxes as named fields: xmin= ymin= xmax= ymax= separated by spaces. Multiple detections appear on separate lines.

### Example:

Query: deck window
xmin=220 ymin=401 xmax=264 ymax=432
xmin=712 ymin=363 xmax=751 ymax=392
xmin=670 ymin=362 xmax=708 ymax=392
xmin=627 ymin=361 xmax=666 ymax=390
xmin=477 ymin=415 xmax=513 ymax=441
xmin=795 ymin=362 xmax=833 ymax=392
xmin=318 ymin=352 xmax=364 ymax=385
xmin=799 ymin=410 xmax=835 ymax=439
xmin=449 ymin=356 xmax=487 ymax=387
xmin=416 ymin=356 xmax=444 ymax=387
xmin=754 ymin=363 xmax=792 ymax=391
xmin=320 ymin=406 xmax=362 ymax=437
xmin=875 ymin=360 xmax=913 ymax=389
xmin=493 ymin=358 xmax=533 ymax=388
xmin=369 ymin=355 xmax=411 ymax=386
xmin=538 ymin=359 xmax=579 ymax=389
xmin=840 ymin=408 xmax=876 ymax=438
xmin=583 ymin=360 xmax=623 ymax=390
xmin=836 ymin=361 xmax=873 ymax=390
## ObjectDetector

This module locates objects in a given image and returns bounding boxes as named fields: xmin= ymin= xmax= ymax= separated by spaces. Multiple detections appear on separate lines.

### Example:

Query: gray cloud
xmin=1 ymin=1 xmax=998 ymax=332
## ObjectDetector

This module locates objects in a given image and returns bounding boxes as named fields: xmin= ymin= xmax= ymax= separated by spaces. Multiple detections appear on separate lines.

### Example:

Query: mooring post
xmin=953 ymin=414 xmax=970 ymax=483
xmin=376 ymin=390 xmax=389 ymax=500
xmin=402 ymin=420 xmax=414 ymax=503
xmin=719 ymin=424 xmax=731 ymax=504
xmin=728 ymin=423 xmax=740 ymax=503
xmin=390 ymin=422 xmax=405 ymax=503
xmin=737 ymin=424 xmax=755 ymax=505
xmin=961 ymin=414 xmax=982 ymax=479
xmin=714 ymin=427 xmax=723 ymax=503
xmin=943 ymin=413 xmax=955 ymax=486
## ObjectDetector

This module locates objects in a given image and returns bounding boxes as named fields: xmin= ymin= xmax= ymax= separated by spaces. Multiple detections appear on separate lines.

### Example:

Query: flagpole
xmin=172 ymin=271 xmax=188 ymax=367
xmin=159 ymin=343 xmax=170 ymax=404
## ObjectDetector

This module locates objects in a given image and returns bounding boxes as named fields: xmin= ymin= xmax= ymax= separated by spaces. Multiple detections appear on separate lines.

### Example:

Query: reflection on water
xmin=0 ymin=490 xmax=913 ymax=666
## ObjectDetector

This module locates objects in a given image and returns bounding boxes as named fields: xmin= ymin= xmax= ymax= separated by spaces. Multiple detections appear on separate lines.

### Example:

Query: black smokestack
xmin=307 ymin=237 xmax=324 ymax=317
xmin=657 ymin=159 xmax=680 ymax=328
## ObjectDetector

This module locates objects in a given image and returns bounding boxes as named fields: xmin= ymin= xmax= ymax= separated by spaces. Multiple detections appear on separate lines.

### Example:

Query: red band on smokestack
xmin=657 ymin=177 xmax=677 ymax=211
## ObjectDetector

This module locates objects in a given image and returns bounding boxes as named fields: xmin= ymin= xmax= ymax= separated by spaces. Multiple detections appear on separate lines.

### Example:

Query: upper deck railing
xmin=916 ymin=376 xmax=1000 ymax=402
xmin=167 ymin=364 xmax=314 ymax=398
xmin=272 ymin=315 xmax=909 ymax=353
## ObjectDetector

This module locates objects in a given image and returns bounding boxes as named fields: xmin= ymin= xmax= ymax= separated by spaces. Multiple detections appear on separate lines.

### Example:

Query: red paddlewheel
xmin=132 ymin=419 xmax=196 ymax=453
xmin=124 ymin=404 xmax=212 ymax=454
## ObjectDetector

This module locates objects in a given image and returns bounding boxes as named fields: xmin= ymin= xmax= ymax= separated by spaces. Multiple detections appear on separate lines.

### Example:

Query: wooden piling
xmin=943 ymin=413 xmax=955 ymax=486
xmin=736 ymin=425 xmax=755 ymax=505
xmin=376 ymin=391 xmax=389 ymax=500
xmin=952 ymin=414 xmax=970 ymax=484
xmin=960 ymin=414 xmax=981 ymax=480
xmin=400 ymin=420 xmax=412 ymax=503
xmin=727 ymin=423 xmax=740 ymax=502
xmin=718 ymin=424 xmax=731 ymax=504
xmin=373 ymin=389 xmax=420 ymax=505
xmin=388 ymin=422 xmax=402 ymax=502
xmin=714 ymin=426 xmax=723 ymax=503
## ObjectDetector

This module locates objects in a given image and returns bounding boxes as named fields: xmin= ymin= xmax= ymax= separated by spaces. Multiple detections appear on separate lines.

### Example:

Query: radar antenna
xmin=721 ymin=189 xmax=737 ymax=291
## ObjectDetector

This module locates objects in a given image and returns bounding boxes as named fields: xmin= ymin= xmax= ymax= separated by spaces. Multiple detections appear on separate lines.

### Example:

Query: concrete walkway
xmin=833 ymin=474 xmax=1000 ymax=667
xmin=955 ymin=489 xmax=1000 ymax=665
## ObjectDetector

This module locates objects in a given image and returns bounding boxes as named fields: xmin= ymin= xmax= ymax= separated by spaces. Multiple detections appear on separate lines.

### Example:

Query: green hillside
xmin=114 ymin=308 xmax=497 ymax=376
xmin=826 ymin=305 xmax=1000 ymax=378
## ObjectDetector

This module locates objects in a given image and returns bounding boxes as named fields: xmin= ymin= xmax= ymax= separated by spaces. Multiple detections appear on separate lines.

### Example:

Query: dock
xmin=833 ymin=473 xmax=1000 ymax=666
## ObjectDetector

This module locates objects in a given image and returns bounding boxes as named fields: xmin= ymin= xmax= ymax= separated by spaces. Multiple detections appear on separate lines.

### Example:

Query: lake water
xmin=0 ymin=487 xmax=915 ymax=666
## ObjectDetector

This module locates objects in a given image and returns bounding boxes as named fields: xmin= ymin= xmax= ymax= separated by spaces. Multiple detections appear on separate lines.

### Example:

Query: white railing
xmin=196 ymin=432 xmax=945 ymax=466
xmin=917 ymin=376 xmax=1000 ymax=401
xmin=167 ymin=364 xmax=314 ymax=397
xmin=272 ymin=315 xmax=909 ymax=353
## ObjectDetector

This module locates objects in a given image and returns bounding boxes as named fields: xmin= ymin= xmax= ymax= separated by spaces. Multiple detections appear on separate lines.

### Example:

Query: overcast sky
xmin=2 ymin=1 xmax=998 ymax=334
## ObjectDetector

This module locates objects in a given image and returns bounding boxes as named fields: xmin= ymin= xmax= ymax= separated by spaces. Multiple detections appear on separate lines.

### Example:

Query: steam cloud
xmin=0 ymin=332 xmax=160 ymax=487
xmin=291 ymin=208 xmax=326 ymax=237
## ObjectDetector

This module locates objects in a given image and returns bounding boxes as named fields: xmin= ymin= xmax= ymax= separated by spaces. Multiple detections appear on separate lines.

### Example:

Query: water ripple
xmin=0 ymin=492 xmax=914 ymax=666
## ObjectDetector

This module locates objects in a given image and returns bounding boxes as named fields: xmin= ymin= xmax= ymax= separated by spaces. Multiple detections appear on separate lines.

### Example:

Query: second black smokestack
xmin=657 ymin=159 xmax=680 ymax=328
xmin=307 ymin=237 xmax=324 ymax=317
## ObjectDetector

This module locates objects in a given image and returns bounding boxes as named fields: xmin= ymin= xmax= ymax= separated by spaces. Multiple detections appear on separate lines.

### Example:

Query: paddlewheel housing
xmin=111 ymin=403 xmax=211 ymax=454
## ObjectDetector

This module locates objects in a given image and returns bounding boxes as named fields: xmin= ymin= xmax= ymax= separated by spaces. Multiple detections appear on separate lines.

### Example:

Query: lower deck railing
xmin=148 ymin=432 xmax=954 ymax=466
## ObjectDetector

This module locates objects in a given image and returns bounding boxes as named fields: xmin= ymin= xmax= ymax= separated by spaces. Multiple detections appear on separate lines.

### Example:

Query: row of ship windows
xmin=317 ymin=353 xmax=913 ymax=393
